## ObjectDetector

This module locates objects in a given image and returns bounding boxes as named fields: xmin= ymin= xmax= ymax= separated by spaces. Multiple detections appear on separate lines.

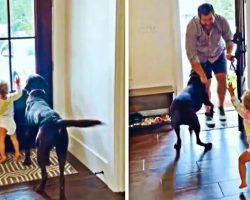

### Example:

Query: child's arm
xmin=10 ymin=77 xmax=22 ymax=101
xmin=227 ymin=82 xmax=245 ymax=118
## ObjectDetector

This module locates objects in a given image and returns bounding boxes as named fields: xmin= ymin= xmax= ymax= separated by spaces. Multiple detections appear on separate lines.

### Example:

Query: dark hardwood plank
xmin=0 ymin=152 xmax=124 ymax=200
xmin=130 ymin=111 xmax=249 ymax=200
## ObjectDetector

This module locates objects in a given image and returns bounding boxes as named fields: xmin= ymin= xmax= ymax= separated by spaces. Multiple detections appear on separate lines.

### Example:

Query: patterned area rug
xmin=198 ymin=109 xmax=238 ymax=131
xmin=0 ymin=149 xmax=78 ymax=186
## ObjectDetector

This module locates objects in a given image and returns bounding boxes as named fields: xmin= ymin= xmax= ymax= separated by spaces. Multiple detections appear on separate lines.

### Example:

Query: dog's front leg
xmin=196 ymin=134 xmax=212 ymax=150
xmin=193 ymin=126 xmax=212 ymax=151
xmin=23 ymin=129 xmax=32 ymax=166
xmin=189 ymin=111 xmax=212 ymax=151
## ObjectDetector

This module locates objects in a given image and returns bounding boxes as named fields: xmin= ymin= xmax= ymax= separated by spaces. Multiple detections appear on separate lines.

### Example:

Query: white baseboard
xmin=68 ymin=134 xmax=116 ymax=191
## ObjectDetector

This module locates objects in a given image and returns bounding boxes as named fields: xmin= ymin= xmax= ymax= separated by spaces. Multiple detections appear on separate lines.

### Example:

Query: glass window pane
xmin=10 ymin=0 xmax=35 ymax=37
xmin=0 ymin=40 xmax=11 ymax=86
xmin=0 ymin=0 xmax=8 ymax=38
xmin=11 ymin=39 xmax=35 ymax=88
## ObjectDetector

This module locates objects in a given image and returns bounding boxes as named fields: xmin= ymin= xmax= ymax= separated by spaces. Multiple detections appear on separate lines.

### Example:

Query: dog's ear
xmin=24 ymin=77 xmax=33 ymax=92
xmin=187 ymin=72 xmax=200 ymax=85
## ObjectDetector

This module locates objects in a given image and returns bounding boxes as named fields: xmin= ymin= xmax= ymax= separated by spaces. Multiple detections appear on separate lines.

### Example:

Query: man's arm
xmin=191 ymin=62 xmax=208 ymax=84
xmin=221 ymin=16 xmax=234 ymax=60
xmin=185 ymin=21 xmax=207 ymax=84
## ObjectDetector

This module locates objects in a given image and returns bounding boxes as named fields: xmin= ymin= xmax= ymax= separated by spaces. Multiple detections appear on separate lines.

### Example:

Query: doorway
xmin=179 ymin=0 xmax=236 ymax=109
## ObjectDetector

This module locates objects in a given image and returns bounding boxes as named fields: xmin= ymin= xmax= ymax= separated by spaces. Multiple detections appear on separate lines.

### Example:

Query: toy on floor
xmin=129 ymin=113 xmax=171 ymax=127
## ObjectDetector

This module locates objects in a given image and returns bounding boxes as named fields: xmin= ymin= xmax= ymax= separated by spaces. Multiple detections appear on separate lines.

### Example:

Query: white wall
xmin=129 ymin=0 xmax=250 ymax=93
xmin=52 ymin=0 xmax=67 ymax=116
xmin=129 ymin=0 xmax=183 ymax=92
xmin=53 ymin=0 xmax=124 ymax=192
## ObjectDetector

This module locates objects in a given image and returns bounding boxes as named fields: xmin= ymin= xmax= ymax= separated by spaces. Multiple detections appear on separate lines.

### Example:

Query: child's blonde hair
xmin=0 ymin=80 xmax=8 ymax=96
xmin=242 ymin=90 xmax=250 ymax=110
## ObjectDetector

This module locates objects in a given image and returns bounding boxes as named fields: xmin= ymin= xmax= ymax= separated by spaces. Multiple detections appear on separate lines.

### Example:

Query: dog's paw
xmin=23 ymin=158 xmax=32 ymax=166
xmin=239 ymin=192 xmax=246 ymax=200
xmin=204 ymin=143 xmax=212 ymax=151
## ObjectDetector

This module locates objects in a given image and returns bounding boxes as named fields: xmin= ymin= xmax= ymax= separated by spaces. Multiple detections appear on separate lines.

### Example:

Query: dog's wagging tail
xmin=56 ymin=119 xmax=102 ymax=128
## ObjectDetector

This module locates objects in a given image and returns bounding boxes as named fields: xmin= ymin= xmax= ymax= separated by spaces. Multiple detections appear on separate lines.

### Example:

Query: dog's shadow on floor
xmin=161 ymin=147 xmax=250 ymax=199
xmin=161 ymin=148 xmax=211 ymax=198
xmin=159 ymin=148 xmax=181 ymax=198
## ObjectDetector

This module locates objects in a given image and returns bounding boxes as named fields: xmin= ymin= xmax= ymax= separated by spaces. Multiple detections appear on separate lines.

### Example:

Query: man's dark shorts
xmin=200 ymin=52 xmax=227 ymax=79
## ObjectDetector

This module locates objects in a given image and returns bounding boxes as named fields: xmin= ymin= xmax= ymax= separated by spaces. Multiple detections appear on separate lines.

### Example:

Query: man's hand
xmin=191 ymin=62 xmax=208 ymax=84
xmin=226 ymin=53 xmax=234 ymax=61
xmin=200 ymin=74 xmax=208 ymax=84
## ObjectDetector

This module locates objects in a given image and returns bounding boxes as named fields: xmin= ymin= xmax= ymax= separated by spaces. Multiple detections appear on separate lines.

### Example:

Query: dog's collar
xmin=28 ymin=89 xmax=46 ymax=96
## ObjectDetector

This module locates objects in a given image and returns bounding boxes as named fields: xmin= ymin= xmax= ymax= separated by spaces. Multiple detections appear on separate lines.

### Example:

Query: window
xmin=0 ymin=0 xmax=52 ymax=151
xmin=0 ymin=0 xmax=52 ymax=102
xmin=0 ymin=0 xmax=35 ymax=90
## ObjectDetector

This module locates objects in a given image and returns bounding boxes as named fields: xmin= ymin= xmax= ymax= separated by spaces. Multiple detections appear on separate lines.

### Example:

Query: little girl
xmin=228 ymin=82 xmax=250 ymax=188
xmin=0 ymin=77 xmax=22 ymax=164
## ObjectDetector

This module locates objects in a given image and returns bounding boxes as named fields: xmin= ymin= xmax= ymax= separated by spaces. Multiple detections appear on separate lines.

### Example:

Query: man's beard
xmin=201 ymin=23 xmax=213 ymax=31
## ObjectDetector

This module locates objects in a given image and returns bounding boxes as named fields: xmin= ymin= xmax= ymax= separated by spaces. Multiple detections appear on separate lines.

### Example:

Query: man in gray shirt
xmin=186 ymin=3 xmax=233 ymax=127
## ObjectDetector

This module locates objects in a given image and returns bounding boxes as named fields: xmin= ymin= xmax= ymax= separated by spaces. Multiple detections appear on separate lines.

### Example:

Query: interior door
xmin=233 ymin=0 xmax=246 ymax=132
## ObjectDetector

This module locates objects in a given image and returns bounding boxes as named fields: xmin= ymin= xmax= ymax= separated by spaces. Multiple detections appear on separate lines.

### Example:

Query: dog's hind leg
xmin=36 ymin=146 xmax=49 ymax=193
xmin=57 ymin=151 xmax=67 ymax=200
xmin=171 ymin=111 xmax=182 ymax=150
xmin=56 ymin=128 xmax=68 ymax=200
xmin=190 ymin=112 xmax=212 ymax=151
xmin=174 ymin=126 xmax=182 ymax=150
xmin=35 ymin=164 xmax=47 ymax=194
xmin=35 ymin=126 xmax=51 ymax=193
xmin=172 ymin=111 xmax=182 ymax=150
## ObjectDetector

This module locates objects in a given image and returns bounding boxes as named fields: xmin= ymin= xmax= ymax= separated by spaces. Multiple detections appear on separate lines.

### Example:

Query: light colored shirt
xmin=231 ymin=96 xmax=250 ymax=136
xmin=0 ymin=87 xmax=22 ymax=116
xmin=186 ymin=14 xmax=233 ymax=64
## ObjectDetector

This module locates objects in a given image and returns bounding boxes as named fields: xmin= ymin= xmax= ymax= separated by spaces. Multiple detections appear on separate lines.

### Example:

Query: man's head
xmin=198 ymin=3 xmax=215 ymax=31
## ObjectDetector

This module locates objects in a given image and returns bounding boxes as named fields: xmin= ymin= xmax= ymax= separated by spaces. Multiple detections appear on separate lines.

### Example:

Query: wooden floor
xmin=129 ymin=114 xmax=250 ymax=200
xmin=0 ymin=153 xmax=125 ymax=200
